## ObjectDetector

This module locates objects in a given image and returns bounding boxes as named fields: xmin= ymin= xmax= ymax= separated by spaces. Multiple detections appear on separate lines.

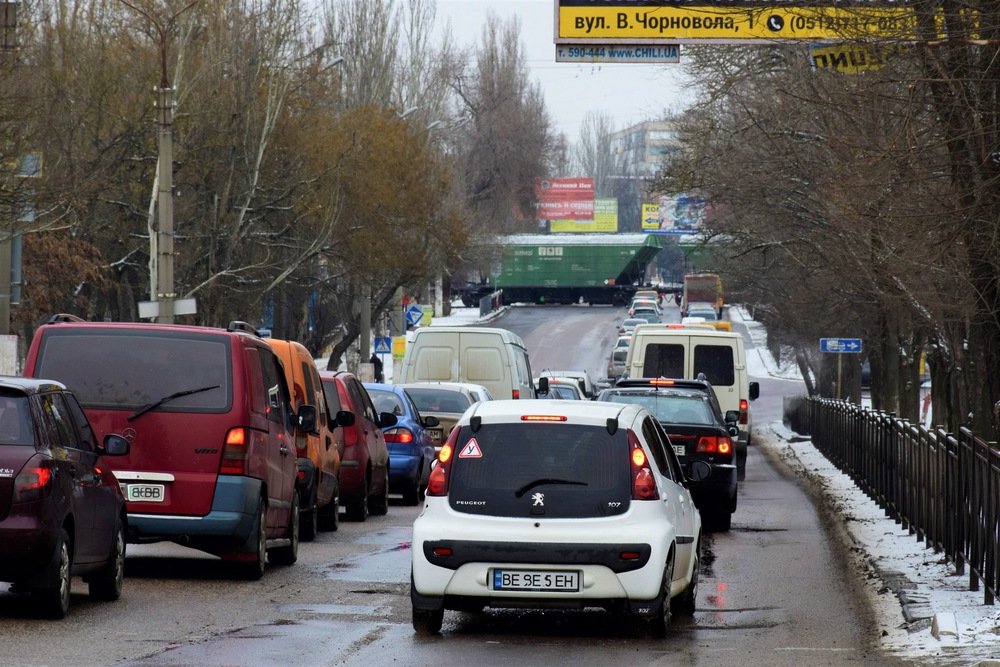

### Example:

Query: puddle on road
xmin=279 ymin=603 xmax=381 ymax=616
xmin=325 ymin=527 xmax=412 ymax=583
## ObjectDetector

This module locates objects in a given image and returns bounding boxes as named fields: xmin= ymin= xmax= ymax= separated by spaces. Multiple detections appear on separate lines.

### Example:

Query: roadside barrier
xmin=807 ymin=398 xmax=999 ymax=607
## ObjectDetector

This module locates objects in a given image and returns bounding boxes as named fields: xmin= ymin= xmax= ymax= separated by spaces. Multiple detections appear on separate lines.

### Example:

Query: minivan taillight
xmin=512 ymin=389 xmax=520 ymax=399
xmin=13 ymin=458 xmax=53 ymax=502
xmin=220 ymin=428 xmax=248 ymax=475
xmin=739 ymin=399 xmax=749 ymax=425
xmin=426 ymin=427 xmax=461 ymax=497
xmin=628 ymin=430 xmax=659 ymax=500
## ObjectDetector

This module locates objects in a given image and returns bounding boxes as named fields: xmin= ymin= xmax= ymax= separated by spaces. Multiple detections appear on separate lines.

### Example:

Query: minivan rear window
xmin=448 ymin=423 xmax=630 ymax=518
xmin=34 ymin=330 xmax=232 ymax=411
xmin=642 ymin=343 xmax=684 ymax=378
xmin=693 ymin=345 xmax=734 ymax=386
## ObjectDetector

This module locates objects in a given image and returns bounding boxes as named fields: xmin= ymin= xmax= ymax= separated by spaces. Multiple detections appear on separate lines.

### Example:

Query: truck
xmin=456 ymin=234 xmax=663 ymax=307
xmin=681 ymin=272 xmax=724 ymax=317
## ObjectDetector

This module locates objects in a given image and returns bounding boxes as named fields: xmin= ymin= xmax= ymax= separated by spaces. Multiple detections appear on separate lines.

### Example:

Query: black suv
xmin=596 ymin=377 xmax=739 ymax=531
xmin=0 ymin=377 xmax=130 ymax=617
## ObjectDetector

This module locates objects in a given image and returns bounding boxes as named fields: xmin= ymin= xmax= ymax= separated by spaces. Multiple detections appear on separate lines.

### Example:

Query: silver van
xmin=399 ymin=327 xmax=537 ymax=401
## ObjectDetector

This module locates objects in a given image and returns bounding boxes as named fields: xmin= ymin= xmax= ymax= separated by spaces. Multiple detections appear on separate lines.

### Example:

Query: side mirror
xmin=749 ymin=382 xmax=760 ymax=401
xmin=101 ymin=434 xmax=130 ymax=457
xmin=687 ymin=460 xmax=712 ymax=482
xmin=379 ymin=411 xmax=398 ymax=428
xmin=537 ymin=376 xmax=549 ymax=394
xmin=724 ymin=409 xmax=740 ymax=424
xmin=423 ymin=415 xmax=440 ymax=428
xmin=728 ymin=425 xmax=740 ymax=437
xmin=296 ymin=405 xmax=317 ymax=433
xmin=335 ymin=410 xmax=356 ymax=428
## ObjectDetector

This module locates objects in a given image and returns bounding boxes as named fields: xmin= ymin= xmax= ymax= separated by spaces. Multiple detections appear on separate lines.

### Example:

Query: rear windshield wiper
xmin=127 ymin=385 xmax=221 ymax=422
xmin=515 ymin=478 xmax=588 ymax=497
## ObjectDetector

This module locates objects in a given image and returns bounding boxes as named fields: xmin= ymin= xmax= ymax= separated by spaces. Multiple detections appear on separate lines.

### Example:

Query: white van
xmin=624 ymin=324 xmax=760 ymax=479
xmin=399 ymin=327 xmax=537 ymax=400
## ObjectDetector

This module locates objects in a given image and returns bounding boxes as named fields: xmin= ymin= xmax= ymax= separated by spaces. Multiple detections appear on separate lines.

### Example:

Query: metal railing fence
xmin=807 ymin=398 xmax=1000 ymax=605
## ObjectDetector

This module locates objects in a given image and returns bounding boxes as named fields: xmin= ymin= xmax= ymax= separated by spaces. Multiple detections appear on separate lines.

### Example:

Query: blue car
xmin=364 ymin=383 xmax=439 ymax=505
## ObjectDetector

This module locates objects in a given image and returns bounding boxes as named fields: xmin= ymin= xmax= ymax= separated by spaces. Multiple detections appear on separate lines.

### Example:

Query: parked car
xmin=24 ymin=317 xmax=313 ymax=580
xmin=411 ymin=399 xmax=709 ymax=636
xmin=0 ymin=378 xmax=131 ymax=618
xmin=596 ymin=378 xmax=739 ymax=531
xmin=319 ymin=371 xmax=394 ymax=521
xmin=536 ymin=376 xmax=584 ymax=400
xmin=618 ymin=318 xmax=646 ymax=336
xmin=397 ymin=382 xmax=482 ymax=453
xmin=364 ymin=382 xmax=439 ymax=505
xmin=267 ymin=338 xmax=342 ymax=540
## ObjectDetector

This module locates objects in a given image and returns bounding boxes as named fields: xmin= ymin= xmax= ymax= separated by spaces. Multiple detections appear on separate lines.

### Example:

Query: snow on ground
xmin=733 ymin=306 xmax=1000 ymax=666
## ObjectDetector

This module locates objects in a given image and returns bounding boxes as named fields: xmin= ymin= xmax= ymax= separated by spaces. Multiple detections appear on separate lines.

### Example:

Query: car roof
xmin=398 ymin=381 xmax=481 ymax=393
xmin=0 ymin=376 xmax=68 ymax=395
xmin=467 ymin=399 xmax=638 ymax=426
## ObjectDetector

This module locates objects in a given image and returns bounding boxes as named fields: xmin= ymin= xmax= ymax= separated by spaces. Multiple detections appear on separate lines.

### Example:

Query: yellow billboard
xmin=557 ymin=3 xmax=926 ymax=44
xmin=550 ymin=198 xmax=618 ymax=233
xmin=810 ymin=43 xmax=909 ymax=74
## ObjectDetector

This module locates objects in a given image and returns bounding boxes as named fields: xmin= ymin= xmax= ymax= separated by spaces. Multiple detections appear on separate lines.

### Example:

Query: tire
xmin=401 ymin=472 xmax=421 ymax=506
xmin=412 ymin=607 xmax=444 ymax=635
xmin=346 ymin=474 xmax=370 ymax=522
xmin=644 ymin=552 xmax=674 ymax=638
xmin=675 ymin=543 xmax=699 ymax=616
xmin=300 ymin=484 xmax=318 ymax=542
xmin=238 ymin=498 xmax=268 ymax=580
xmin=88 ymin=519 xmax=125 ymax=601
xmin=707 ymin=509 xmax=732 ymax=533
xmin=37 ymin=528 xmax=72 ymax=619
xmin=270 ymin=492 xmax=299 ymax=566
xmin=369 ymin=468 xmax=389 ymax=516
xmin=317 ymin=489 xmax=340 ymax=532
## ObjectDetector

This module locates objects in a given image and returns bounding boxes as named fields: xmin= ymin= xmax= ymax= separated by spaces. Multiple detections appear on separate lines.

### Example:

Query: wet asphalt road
xmin=0 ymin=303 xmax=921 ymax=667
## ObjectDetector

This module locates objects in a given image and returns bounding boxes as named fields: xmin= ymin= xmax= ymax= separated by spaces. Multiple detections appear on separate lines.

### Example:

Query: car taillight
xmin=343 ymin=417 xmax=359 ymax=448
xmin=696 ymin=435 xmax=733 ymax=456
xmin=426 ymin=426 xmax=461 ymax=497
xmin=13 ymin=458 xmax=53 ymax=502
xmin=220 ymin=427 xmax=248 ymax=475
xmin=512 ymin=389 xmax=520 ymax=399
xmin=628 ymin=430 xmax=659 ymax=500
xmin=384 ymin=428 xmax=414 ymax=444
xmin=739 ymin=399 xmax=749 ymax=425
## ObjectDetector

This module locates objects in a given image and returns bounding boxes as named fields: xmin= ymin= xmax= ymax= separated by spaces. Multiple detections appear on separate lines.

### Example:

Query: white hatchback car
xmin=410 ymin=400 xmax=707 ymax=636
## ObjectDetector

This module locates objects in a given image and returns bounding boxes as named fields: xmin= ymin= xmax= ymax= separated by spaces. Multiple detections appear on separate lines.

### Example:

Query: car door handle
xmin=279 ymin=445 xmax=290 ymax=455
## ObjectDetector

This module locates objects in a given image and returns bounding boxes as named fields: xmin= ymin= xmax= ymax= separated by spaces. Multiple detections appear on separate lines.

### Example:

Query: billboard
xmin=810 ymin=42 xmax=909 ymax=74
xmin=550 ymin=198 xmax=618 ymax=232
xmin=556 ymin=2 xmax=930 ymax=45
xmin=642 ymin=194 xmax=708 ymax=235
xmin=535 ymin=177 xmax=595 ymax=221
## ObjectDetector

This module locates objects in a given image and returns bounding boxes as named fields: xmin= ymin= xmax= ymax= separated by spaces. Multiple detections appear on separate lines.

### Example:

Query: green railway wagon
xmin=491 ymin=234 xmax=662 ymax=305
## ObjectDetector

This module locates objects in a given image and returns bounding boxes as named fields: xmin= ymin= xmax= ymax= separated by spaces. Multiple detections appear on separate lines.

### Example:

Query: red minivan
xmin=24 ymin=317 xmax=315 ymax=580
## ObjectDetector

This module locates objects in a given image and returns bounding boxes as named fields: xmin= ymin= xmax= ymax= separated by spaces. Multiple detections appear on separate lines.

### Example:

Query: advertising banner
xmin=535 ymin=177 xmax=595 ymax=221
xmin=642 ymin=194 xmax=708 ymax=234
xmin=551 ymin=198 xmax=618 ymax=232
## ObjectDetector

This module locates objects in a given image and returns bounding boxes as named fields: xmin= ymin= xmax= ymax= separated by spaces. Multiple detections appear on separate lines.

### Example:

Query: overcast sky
xmin=434 ymin=0 xmax=696 ymax=142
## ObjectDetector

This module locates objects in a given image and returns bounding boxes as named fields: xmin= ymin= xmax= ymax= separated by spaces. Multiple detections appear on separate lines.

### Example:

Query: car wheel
xmin=317 ymin=486 xmax=340 ymax=532
xmin=300 ymin=484 xmax=318 ymax=542
xmin=402 ymin=472 xmax=421 ymax=506
xmin=37 ymin=528 xmax=72 ymax=619
xmin=346 ymin=474 xmax=370 ymax=522
xmin=412 ymin=606 xmax=444 ymax=635
xmin=238 ymin=498 xmax=268 ymax=580
xmin=88 ymin=518 xmax=125 ymax=601
xmin=676 ymin=543 xmax=699 ymax=616
xmin=369 ymin=467 xmax=389 ymax=516
xmin=707 ymin=509 xmax=732 ymax=533
xmin=644 ymin=552 xmax=674 ymax=638
xmin=270 ymin=492 xmax=299 ymax=566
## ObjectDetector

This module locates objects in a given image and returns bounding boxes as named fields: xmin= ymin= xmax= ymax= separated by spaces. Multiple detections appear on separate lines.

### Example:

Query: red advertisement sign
xmin=535 ymin=177 xmax=595 ymax=220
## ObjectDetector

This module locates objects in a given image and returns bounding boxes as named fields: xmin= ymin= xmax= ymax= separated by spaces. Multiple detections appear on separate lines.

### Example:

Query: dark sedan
xmin=0 ymin=378 xmax=130 ymax=618
xmin=596 ymin=377 xmax=739 ymax=531
xmin=364 ymin=383 xmax=439 ymax=505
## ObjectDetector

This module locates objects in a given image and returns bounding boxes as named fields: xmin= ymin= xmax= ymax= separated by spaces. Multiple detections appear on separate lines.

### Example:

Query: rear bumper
xmin=0 ymin=514 xmax=59 ymax=581
xmin=126 ymin=476 xmax=262 ymax=546
xmin=690 ymin=463 xmax=737 ymax=510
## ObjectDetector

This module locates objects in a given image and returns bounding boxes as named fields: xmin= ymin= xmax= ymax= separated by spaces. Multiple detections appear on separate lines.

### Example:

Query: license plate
xmin=127 ymin=483 xmax=165 ymax=502
xmin=428 ymin=429 xmax=443 ymax=443
xmin=491 ymin=568 xmax=580 ymax=592
xmin=672 ymin=445 xmax=685 ymax=457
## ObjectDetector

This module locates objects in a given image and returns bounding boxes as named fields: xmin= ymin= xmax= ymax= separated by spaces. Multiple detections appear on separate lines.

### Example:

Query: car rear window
xmin=448 ymin=423 xmax=630 ymax=518
xmin=0 ymin=394 xmax=34 ymax=446
xmin=601 ymin=392 xmax=715 ymax=425
xmin=34 ymin=330 xmax=232 ymax=411
xmin=406 ymin=388 xmax=472 ymax=414
xmin=368 ymin=389 xmax=404 ymax=416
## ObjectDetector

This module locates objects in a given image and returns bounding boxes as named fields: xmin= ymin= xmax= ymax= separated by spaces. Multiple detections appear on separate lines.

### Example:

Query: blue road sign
xmin=405 ymin=304 xmax=424 ymax=327
xmin=374 ymin=336 xmax=391 ymax=354
xmin=820 ymin=338 xmax=863 ymax=354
